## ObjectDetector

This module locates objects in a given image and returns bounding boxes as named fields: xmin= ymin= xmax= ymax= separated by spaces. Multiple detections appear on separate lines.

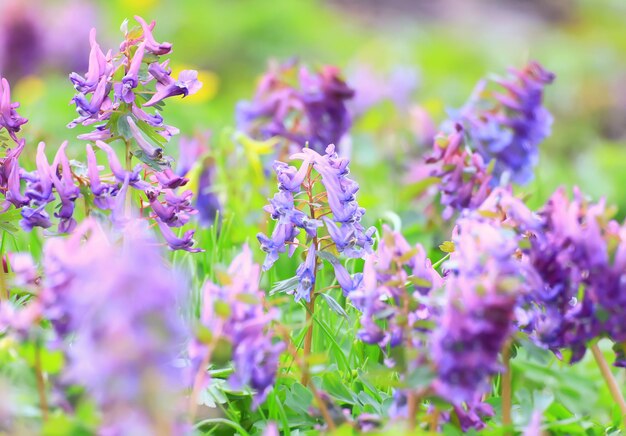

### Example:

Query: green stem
xmin=0 ymin=258 xmax=6 ymax=301
xmin=432 ymin=253 xmax=450 ymax=270
xmin=502 ymin=341 xmax=513 ymax=432
xmin=124 ymin=139 xmax=133 ymax=215
xmin=34 ymin=342 xmax=49 ymax=421
xmin=301 ymin=168 xmax=319 ymax=386
xmin=591 ymin=343 xmax=626 ymax=427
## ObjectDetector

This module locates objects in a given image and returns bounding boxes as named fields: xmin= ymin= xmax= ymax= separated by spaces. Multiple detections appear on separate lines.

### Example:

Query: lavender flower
xmin=1 ymin=140 xmax=27 ymax=210
xmin=41 ymin=219 xmax=188 ymax=433
xmin=0 ymin=78 xmax=28 ymax=141
xmin=456 ymin=61 xmax=555 ymax=185
xmin=258 ymin=144 xmax=375 ymax=302
xmin=518 ymin=188 xmax=624 ymax=364
xmin=0 ymin=1 xmax=43 ymax=83
xmin=175 ymin=134 xmax=222 ymax=226
xmin=349 ymin=226 xmax=441 ymax=349
xmin=410 ymin=124 xmax=492 ymax=220
xmin=50 ymin=142 xmax=80 ymax=233
xmin=431 ymin=215 xmax=528 ymax=404
xmin=190 ymin=245 xmax=284 ymax=408
xmin=144 ymin=64 xmax=202 ymax=107
xmin=68 ymin=16 xmax=200 ymax=141
xmin=156 ymin=220 xmax=202 ymax=252
xmin=237 ymin=61 xmax=354 ymax=154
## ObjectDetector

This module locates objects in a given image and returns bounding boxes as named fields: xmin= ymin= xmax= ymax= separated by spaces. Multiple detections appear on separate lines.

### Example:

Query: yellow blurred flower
xmin=13 ymin=75 xmax=45 ymax=106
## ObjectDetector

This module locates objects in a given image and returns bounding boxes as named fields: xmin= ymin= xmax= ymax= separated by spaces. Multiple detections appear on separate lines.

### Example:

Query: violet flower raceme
xmin=50 ymin=142 xmax=80 ymax=233
xmin=454 ymin=61 xmax=555 ymax=185
xmin=348 ymin=225 xmax=441 ymax=350
xmin=258 ymin=144 xmax=375 ymax=303
xmin=0 ymin=77 xmax=28 ymax=142
xmin=516 ymin=187 xmax=626 ymax=365
xmin=1 ymin=139 xmax=27 ymax=210
xmin=409 ymin=124 xmax=492 ymax=220
xmin=190 ymin=245 xmax=284 ymax=408
xmin=175 ymin=134 xmax=221 ymax=226
xmin=236 ymin=61 xmax=354 ymax=154
xmin=41 ymin=219 xmax=188 ymax=434
xmin=68 ymin=16 xmax=200 ymax=143
xmin=430 ymin=215 xmax=529 ymax=404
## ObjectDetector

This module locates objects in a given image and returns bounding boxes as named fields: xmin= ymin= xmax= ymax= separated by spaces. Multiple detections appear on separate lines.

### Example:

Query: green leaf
xmin=401 ymin=176 xmax=440 ymax=201
xmin=318 ymin=292 xmax=349 ymax=320
xmin=270 ymin=276 xmax=300 ymax=296
xmin=322 ymin=372 xmax=355 ymax=405
xmin=132 ymin=149 xmax=172 ymax=171
xmin=116 ymin=114 xmax=132 ymax=140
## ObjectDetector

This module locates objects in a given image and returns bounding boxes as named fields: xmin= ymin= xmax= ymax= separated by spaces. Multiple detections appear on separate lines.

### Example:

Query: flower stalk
xmin=34 ymin=342 xmax=49 ymax=421
xmin=501 ymin=340 xmax=513 ymax=432
xmin=590 ymin=343 xmax=626 ymax=427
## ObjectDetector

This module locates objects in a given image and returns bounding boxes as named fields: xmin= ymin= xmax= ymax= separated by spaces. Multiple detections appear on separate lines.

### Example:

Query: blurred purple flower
xmin=41 ymin=219 xmax=188 ymax=433
xmin=237 ymin=61 xmax=354 ymax=154
xmin=431 ymin=215 xmax=527 ymax=404
xmin=191 ymin=245 xmax=284 ymax=408
xmin=350 ymin=226 xmax=441 ymax=349
xmin=456 ymin=61 xmax=555 ymax=185
xmin=410 ymin=124 xmax=492 ymax=220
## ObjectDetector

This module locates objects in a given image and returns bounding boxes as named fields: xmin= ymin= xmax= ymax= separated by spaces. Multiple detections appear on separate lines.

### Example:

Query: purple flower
xmin=86 ymin=144 xmax=119 ymax=209
xmin=50 ymin=142 xmax=80 ymax=233
xmin=431 ymin=216 xmax=527 ymax=404
xmin=69 ymin=28 xmax=112 ymax=94
xmin=196 ymin=164 xmax=221 ymax=226
xmin=295 ymin=244 xmax=317 ymax=302
xmin=126 ymin=116 xmax=163 ymax=160
xmin=41 ymin=219 xmax=188 ymax=433
xmin=148 ymin=189 xmax=195 ymax=227
xmin=132 ymin=16 xmax=172 ymax=56
xmin=114 ymin=42 xmax=146 ymax=104
xmin=156 ymin=219 xmax=202 ymax=252
xmin=143 ymin=64 xmax=202 ymax=107
xmin=95 ymin=141 xmax=148 ymax=190
xmin=2 ymin=140 xmax=28 ymax=208
xmin=153 ymin=168 xmax=188 ymax=189
xmin=456 ymin=61 xmax=555 ymax=185
xmin=0 ymin=78 xmax=28 ymax=141
xmin=191 ymin=245 xmax=284 ymax=408
xmin=236 ymin=61 xmax=354 ymax=154
xmin=517 ymin=188 xmax=622 ymax=363
xmin=350 ymin=226 xmax=441 ymax=349
xmin=410 ymin=124 xmax=492 ymax=220
xmin=259 ymin=143 xmax=374 ymax=304
xmin=292 ymin=144 xmax=376 ymax=255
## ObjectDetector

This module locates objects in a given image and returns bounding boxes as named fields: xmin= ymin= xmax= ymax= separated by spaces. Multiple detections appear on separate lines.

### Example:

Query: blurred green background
xmin=2 ymin=0 xmax=626 ymax=215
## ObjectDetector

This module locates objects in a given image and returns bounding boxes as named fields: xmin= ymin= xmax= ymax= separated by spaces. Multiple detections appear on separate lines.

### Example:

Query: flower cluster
xmin=518 ymin=187 xmax=626 ymax=365
xmin=430 ymin=214 xmax=528 ymax=404
xmin=455 ymin=61 xmax=555 ymax=185
xmin=68 ymin=16 xmax=201 ymax=142
xmin=190 ymin=245 xmax=284 ymax=408
xmin=41 ymin=219 xmax=188 ymax=434
xmin=349 ymin=225 xmax=442 ymax=349
xmin=258 ymin=144 xmax=375 ymax=302
xmin=236 ymin=61 xmax=354 ymax=155
xmin=0 ymin=78 xmax=27 ymax=142
xmin=411 ymin=124 xmax=493 ymax=219
xmin=176 ymin=133 xmax=221 ymax=226
xmin=0 ymin=16 xmax=203 ymax=250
